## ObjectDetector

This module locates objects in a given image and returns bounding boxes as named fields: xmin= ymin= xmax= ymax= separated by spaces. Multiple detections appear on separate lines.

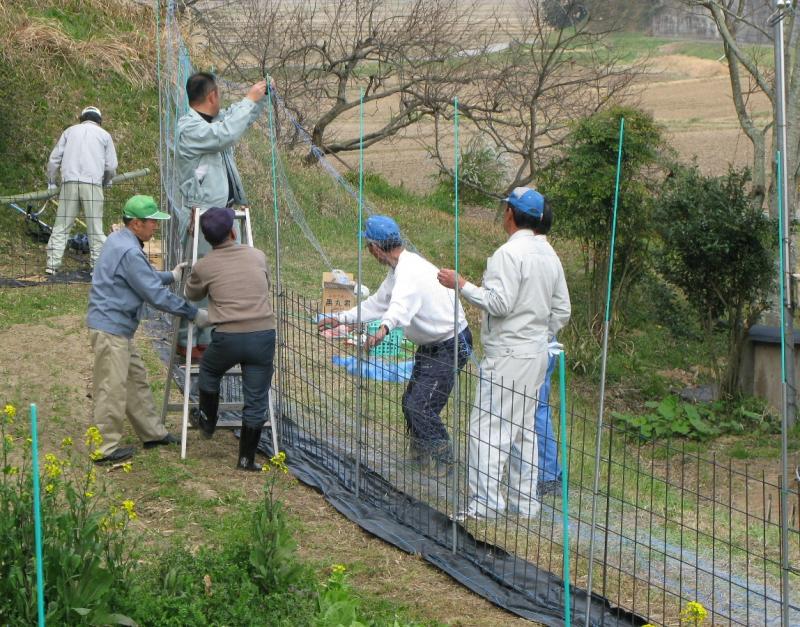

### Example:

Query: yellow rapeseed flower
xmin=45 ymin=483 xmax=54 ymax=494
xmin=3 ymin=404 xmax=16 ymax=423
xmin=121 ymin=499 xmax=137 ymax=521
xmin=90 ymin=449 xmax=103 ymax=461
xmin=84 ymin=426 xmax=103 ymax=448
xmin=61 ymin=437 xmax=73 ymax=448
xmin=87 ymin=467 xmax=97 ymax=484
xmin=44 ymin=453 xmax=62 ymax=479
xmin=680 ymin=601 xmax=708 ymax=624
xmin=270 ymin=451 xmax=288 ymax=473
xmin=332 ymin=564 xmax=346 ymax=575
xmin=85 ymin=491 xmax=95 ymax=498
xmin=121 ymin=461 xmax=132 ymax=473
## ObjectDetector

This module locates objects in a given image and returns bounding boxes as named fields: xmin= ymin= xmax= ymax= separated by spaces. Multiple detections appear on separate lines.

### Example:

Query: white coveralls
xmin=46 ymin=120 xmax=118 ymax=270
xmin=460 ymin=230 xmax=571 ymax=517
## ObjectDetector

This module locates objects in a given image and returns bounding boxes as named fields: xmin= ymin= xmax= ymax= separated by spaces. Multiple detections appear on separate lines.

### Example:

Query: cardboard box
xmin=322 ymin=271 xmax=355 ymax=313
xmin=144 ymin=239 xmax=163 ymax=270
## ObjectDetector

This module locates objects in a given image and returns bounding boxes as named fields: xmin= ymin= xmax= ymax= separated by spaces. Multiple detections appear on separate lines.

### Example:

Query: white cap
xmin=81 ymin=106 xmax=102 ymax=119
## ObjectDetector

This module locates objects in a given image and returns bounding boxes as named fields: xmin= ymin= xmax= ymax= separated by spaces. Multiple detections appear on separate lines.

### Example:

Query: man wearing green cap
xmin=86 ymin=195 xmax=210 ymax=464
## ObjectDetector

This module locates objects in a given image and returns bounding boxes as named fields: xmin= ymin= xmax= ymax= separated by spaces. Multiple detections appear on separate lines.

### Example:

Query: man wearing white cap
xmin=438 ymin=187 xmax=571 ymax=519
xmin=46 ymin=106 xmax=118 ymax=274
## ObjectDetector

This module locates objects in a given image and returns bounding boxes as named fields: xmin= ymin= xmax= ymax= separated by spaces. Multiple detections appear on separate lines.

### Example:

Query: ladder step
xmin=167 ymin=402 xmax=246 ymax=411
xmin=177 ymin=365 xmax=242 ymax=375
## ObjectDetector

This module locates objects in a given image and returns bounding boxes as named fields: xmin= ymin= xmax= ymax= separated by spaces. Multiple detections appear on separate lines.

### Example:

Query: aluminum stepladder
xmin=160 ymin=206 xmax=280 ymax=460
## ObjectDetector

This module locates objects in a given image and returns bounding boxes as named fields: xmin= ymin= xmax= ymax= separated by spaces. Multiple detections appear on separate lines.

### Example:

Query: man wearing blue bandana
xmin=438 ymin=187 xmax=571 ymax=520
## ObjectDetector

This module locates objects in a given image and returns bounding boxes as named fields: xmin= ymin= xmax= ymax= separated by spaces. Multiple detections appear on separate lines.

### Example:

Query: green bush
xmin=436 ymin=137 xmax=507 ymax=208
xmin=0 ymin=405 xmax=136 ymax=626
xmin=543 ymin=105 xmax=667 ymax=322
xmin=655 ymin=165 xmax=776 ymax=398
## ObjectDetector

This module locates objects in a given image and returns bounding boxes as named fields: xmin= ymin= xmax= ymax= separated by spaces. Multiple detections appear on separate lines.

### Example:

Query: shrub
xmin=543 ymin=105 xmax=667 ymax=323
xmin=655 ymin=165 xmax=776 ymax=398
xmin=436 ymin=136 xmax=508 ymax=208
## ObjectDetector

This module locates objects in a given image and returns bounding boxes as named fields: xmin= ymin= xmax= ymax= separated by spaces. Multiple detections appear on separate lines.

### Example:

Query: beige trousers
xmin=90 ymin=329 xmax=167 ymax=455
xmin=46 ymin=181 xmax=106 ymax=270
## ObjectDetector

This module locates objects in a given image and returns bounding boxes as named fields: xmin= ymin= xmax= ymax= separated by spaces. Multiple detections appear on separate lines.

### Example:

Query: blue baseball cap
xmin=504 ymin=187 xmax=545 ymax=218
xmin=363 ymin=215 xmax=402 ymax=244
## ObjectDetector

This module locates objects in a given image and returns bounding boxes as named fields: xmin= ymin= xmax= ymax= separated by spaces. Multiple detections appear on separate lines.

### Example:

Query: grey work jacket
xmin=461 ymin=231 xmax=571 ymax=358
xmin=87 ymin=228 xmax=197 ymax=338
xmin=47 ymin=121 xmax=117 ymax=186
xmin=175 ymin=98 xmax=266 ymax=229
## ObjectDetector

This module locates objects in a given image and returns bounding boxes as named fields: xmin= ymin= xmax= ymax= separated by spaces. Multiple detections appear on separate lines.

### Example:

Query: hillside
xmin=0 ymin=0 xmax=159 ymax=195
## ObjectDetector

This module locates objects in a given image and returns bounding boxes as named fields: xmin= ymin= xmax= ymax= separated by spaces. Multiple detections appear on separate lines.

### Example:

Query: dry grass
xmin=0 ymin=0 xmax=154 ymax=88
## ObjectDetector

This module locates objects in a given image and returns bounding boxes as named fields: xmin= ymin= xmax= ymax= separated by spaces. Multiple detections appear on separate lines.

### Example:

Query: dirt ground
xmin=0 ymin=313 xmax=528 ymax=626
xmin=325 ymin=51 xmax=769 ymax=194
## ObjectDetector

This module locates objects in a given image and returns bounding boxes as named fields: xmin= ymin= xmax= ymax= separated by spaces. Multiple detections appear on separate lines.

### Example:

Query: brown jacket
xmin=185 ymin=239 xmax=276 ymax=333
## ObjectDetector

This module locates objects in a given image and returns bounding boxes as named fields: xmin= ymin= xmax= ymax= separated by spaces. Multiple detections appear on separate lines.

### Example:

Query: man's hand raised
xmin=246 ymin=80 xmax=268 ymax=103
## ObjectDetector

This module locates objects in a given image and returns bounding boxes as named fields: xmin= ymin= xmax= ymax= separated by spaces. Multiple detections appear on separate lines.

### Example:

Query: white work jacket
xmin=461 ymin=230 xmax=570 ymax=358
xmin=337 ymin=250 xmax=467 ymax=346
xmin=47 ymin=121 xmax=117 ymax=186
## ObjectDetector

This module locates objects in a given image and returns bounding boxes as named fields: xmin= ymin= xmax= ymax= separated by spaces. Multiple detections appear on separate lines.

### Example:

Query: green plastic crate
xmin=366 ymin=321 xmax=409 ymax=357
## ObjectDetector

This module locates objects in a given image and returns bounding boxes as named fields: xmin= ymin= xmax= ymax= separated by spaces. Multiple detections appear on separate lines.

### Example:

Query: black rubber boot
xmin=236 ymin=425 xmax=263 ymax=472
xmin=192 ymin=389 xmax=219 ymax=439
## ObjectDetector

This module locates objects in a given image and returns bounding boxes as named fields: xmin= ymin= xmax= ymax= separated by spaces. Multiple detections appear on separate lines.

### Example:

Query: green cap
xmin=123 ymin=195 xmax=170 ymax=220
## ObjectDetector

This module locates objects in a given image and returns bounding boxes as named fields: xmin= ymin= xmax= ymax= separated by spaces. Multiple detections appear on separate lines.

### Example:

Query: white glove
xmin=47 ymin=183 xmax=57 ymax=193
xmin=194 ymin=308 xmax=210 ymax=329
xmin=548 ymin=341 xmax=564 ymax=357
xmin=171 ymin=261 xmax=188 ymax=283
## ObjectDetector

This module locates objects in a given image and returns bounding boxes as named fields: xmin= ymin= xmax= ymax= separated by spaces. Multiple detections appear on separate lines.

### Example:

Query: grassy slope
xmin=0 ymin=0 xmax=160 ymax=233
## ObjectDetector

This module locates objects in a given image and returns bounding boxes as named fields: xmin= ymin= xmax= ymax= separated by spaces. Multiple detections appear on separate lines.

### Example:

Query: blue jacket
xmin=87 ymin=228 xmax=197 ymax=338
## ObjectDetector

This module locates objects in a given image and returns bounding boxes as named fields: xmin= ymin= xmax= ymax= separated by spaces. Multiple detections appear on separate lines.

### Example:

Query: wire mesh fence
xmin=270 ymin=289 xmax=800 ymax=626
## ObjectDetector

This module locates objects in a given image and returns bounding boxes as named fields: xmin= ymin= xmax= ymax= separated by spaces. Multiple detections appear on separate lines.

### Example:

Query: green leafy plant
xmin=249 ymin=451 xmax=306 ymax=593
xmin=612 ymin=395 xmax=778 ymax=442
xmin=316 ymin=564 xmax=367 ymax=627
xmin=0 ymin=405 xmax=136 ymax=625
xmin=436 ymin=136 xmax=507 ymax=207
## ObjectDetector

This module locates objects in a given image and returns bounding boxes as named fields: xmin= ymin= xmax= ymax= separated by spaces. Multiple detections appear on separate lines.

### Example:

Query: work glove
xmin=548 ymin=341 xmax=564 ymax=358
xmin=194 ymin=308 xmax=210 ymax=329
xmin=171 ymin=261 xmax=188 ymax=283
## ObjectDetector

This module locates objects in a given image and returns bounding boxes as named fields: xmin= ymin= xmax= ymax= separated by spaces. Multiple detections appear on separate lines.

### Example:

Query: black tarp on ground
xmin=258 ymin=420 xmax=647 ymax=627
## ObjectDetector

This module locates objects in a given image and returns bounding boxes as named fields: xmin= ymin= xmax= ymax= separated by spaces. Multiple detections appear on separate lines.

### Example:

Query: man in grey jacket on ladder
xmin=175 ymin=72 xmax=269 ymax=357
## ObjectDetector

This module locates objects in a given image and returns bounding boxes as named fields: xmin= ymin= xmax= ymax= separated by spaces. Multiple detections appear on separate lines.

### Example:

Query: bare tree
xmin=189 ymin=0 xmax=499 ymax=160
xmin=681 ymin=0 xmax=800 ymax=214
xmin=428 ymin=0 xmax=641 ymax=196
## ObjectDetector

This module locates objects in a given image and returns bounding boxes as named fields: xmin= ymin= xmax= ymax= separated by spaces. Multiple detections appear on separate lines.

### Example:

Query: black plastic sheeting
xmin=0 ymin=269 xmax=91 ymax=288
xmin=257 ymin=420 xmax=647 ymax=627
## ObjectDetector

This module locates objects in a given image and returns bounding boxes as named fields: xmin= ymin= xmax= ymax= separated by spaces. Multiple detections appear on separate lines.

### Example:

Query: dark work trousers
xmin=402 ymin=327 xmax=473 ymax=455
xmin=198 ymin=329 xmax=276 ymax=429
